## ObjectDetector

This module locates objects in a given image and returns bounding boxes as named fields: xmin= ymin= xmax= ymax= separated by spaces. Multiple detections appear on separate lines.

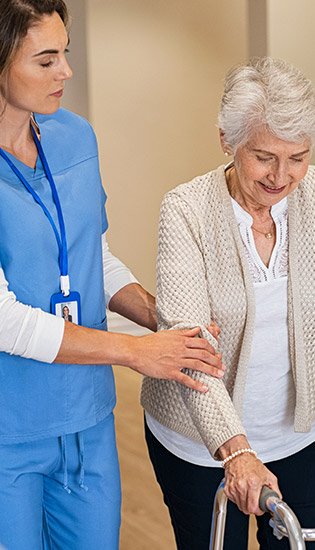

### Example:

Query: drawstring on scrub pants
xmin=78 ymin=432 xmax=89 ymax=492
xmin=60 ymin=433 xmax=89 ymax=494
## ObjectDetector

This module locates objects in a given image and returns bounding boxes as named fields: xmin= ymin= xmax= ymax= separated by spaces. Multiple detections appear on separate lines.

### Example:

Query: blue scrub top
xmin=0 ymin=109 xmax=116 ymax=444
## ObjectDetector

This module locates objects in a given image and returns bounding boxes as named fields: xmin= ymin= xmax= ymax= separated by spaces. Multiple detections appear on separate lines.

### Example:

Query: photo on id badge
xmin=51 ymin=291 xmax=82 ymax=325
xmin=56 ymin=301 xmax=78 ymax=323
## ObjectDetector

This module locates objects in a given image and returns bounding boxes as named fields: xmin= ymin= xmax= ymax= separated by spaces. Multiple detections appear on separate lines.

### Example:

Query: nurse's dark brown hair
xmin=0 ymin=0 xmax=69 ymax=76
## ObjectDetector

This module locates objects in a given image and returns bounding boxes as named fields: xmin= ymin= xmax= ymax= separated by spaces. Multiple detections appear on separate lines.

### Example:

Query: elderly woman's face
xmin=233 ymin=127 xmax=311 ymax=208
xmin=2 ymin=12 xmax=72 ymax=116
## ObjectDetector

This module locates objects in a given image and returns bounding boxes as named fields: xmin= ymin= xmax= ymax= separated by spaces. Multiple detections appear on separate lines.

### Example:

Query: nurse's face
xmin=1 ymin=11 xmax=72 ymax=116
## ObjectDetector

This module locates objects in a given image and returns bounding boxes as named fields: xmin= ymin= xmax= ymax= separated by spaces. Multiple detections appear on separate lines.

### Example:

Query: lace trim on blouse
xmin=231 ymin=197 xmax=288 ymax=283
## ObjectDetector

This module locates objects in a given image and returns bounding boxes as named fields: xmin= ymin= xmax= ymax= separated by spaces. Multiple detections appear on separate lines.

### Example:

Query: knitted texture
xmin=141 ymin=164 xmax=315 ymax=458
xmin=287 ymin=174 xmax=315 ymax=431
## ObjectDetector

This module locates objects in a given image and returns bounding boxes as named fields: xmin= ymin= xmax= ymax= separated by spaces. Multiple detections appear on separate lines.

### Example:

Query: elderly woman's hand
xmin=220 ymin=436 xmax=281 ymax=515
xmin=224 ymin=454 xmax=280 ymax=515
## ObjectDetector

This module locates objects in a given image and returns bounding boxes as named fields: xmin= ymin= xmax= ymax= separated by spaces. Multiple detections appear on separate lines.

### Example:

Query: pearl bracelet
xmin=221 ymin=448 xmax=257 ymax=468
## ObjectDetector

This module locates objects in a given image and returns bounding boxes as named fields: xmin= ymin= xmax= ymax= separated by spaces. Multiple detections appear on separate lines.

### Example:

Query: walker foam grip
xmin=259 ymin=486 xmax=281 ymax=512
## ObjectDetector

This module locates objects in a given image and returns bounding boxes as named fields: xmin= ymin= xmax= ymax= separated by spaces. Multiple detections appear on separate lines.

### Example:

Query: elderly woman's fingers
xmin=224 ymin=454 xmax=281 ymax=515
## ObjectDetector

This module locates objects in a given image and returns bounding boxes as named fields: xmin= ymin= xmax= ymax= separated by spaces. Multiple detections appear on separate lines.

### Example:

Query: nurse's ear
xmin=219 ymin=130 xmax=232 ymax=157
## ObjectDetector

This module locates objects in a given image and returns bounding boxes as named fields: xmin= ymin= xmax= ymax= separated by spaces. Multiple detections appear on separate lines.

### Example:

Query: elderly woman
xmin=141 ymin=57 xmax=315 ymax=549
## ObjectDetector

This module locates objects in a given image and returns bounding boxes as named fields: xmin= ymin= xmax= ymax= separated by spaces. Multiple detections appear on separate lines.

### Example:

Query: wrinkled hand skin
xmin=224 ymin=453 xmax=281 ymax=515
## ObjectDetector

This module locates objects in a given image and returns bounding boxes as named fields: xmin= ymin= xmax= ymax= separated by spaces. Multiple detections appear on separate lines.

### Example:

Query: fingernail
xmin=201 ymin=385 xmax=208 ymax=393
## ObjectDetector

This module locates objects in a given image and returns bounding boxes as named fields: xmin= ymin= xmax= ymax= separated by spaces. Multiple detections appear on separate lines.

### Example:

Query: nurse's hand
xmin=55 ymin=318 xmax=221 ymax=391
xmin=128 ymin=325 xmax=225 ymax=392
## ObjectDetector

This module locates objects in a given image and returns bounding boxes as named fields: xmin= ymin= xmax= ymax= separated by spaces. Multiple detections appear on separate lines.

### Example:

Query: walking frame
xmin=209 ymin=479 xmax=315 ymax=549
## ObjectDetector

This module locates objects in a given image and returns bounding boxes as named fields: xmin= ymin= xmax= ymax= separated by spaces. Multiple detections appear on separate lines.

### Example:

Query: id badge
xmin=51 ymin=291 xmax=82 ymax=325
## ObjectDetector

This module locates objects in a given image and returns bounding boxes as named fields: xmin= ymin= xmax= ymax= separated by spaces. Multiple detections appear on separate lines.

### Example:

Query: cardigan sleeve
xmin=157 ymin=191 xmax=246 ymax=458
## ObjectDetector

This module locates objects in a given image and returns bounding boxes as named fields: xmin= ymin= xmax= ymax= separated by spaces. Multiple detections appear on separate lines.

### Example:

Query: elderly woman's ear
xmin=219 ymin=130 xmax=232 ymax=156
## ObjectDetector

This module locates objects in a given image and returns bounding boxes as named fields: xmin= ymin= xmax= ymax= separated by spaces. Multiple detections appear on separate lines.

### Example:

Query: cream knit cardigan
xmin=141 ymin=164 xmax=315 ymax=459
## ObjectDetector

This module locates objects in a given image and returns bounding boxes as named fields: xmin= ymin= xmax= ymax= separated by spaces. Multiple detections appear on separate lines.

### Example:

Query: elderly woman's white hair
xmin=218 ymin=57 xmax=315 ymax=152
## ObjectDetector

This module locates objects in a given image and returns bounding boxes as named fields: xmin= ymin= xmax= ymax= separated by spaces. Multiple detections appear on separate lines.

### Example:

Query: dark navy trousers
xmin=145 ymin=420 xmax=315 ymax=549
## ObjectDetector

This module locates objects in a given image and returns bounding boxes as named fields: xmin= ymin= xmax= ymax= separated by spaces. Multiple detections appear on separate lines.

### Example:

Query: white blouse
xmin=146 ymin=197 xmax=315 ymax=466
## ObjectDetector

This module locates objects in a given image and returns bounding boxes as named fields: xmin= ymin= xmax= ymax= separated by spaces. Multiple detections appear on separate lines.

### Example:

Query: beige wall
xmin=266 ymin=0 xmax=315 ymax=163
xmin=267 ymin=0 xmax=315 ymax=83
xmin=86 ymin=0 xmax=248 ymax=292
xmin=248 ymin=0 xmax=267 ymax=57
xmin=62 ymin=0 xmax=89 ymax=118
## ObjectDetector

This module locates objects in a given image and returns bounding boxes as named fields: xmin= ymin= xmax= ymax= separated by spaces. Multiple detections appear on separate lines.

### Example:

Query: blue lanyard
xmin=0 ymin=126 xmax=70 ymax=295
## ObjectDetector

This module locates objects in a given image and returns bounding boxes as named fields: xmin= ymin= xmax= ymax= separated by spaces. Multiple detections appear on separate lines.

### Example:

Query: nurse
xmin=0 ymin=1 xmax=224 ymax=548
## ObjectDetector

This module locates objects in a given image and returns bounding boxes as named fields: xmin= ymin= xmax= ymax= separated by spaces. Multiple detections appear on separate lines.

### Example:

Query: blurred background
xmin=62 ymin=1 xmax=315 ymax=548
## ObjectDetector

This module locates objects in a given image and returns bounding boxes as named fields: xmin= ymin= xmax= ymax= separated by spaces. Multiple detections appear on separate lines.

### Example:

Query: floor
xmin=114 ymin=364 xmax=259 ymax=549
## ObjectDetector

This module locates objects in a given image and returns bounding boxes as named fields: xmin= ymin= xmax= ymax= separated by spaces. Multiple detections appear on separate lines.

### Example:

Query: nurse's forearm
xmin=54 ymin=320 xmax=136 ymax=366
xmin=54 ymin=321 xmax=226 ymax=392
xmin=108 ymin=283 xmax=157 ymax=332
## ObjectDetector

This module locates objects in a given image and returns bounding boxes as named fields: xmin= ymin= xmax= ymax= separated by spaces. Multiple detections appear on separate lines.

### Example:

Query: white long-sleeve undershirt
xmin=0 ymin=234 xmax=138 ymax=363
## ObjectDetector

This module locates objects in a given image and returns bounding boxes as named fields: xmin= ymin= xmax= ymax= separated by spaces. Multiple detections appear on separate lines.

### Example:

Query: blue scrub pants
xmin=0 ymin=413 xmax=121 ymax=550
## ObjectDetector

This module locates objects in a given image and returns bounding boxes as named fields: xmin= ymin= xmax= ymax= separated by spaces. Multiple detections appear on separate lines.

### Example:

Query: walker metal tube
xmin=301 ymin=530 xmax=315 ymax=541
xmin=264 ymin=496 xmax=305 ymax=550
xmin=209 ymin=480 xmax=227 ymax=550
xmin=209 ymin=480 xmax=314 ymax=550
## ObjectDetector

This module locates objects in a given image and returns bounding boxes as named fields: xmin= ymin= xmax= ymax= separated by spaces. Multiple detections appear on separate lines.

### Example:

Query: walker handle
xmin=259 ymin=485 xmax=281 ymax=512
